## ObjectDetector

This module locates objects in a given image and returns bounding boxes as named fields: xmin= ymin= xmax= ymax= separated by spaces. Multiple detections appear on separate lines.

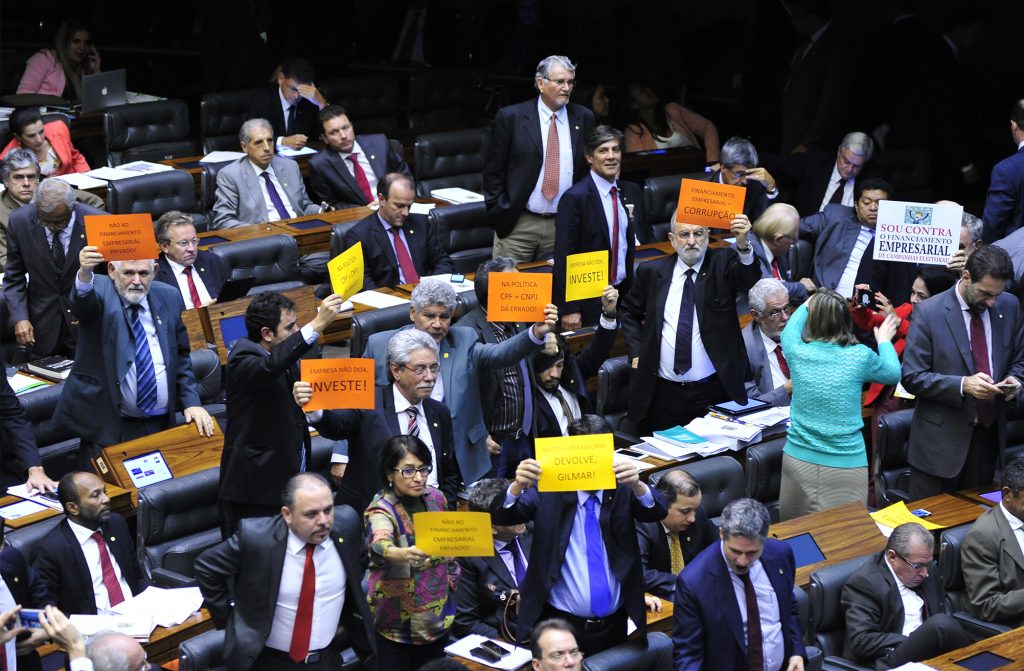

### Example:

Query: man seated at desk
xmin=245 ymin=57 xmax=327 ymax=151
xmin=153 ymin=211 xmax=226 ymax=308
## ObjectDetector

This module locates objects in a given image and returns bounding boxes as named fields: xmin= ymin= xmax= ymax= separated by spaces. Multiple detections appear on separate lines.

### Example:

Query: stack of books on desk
xmin=27 ymin=355 xmax=73 ymax=382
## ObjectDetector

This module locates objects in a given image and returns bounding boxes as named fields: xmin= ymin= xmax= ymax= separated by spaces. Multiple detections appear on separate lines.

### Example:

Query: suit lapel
xmin=486 ymin=550 xmax=516 ymax=588
xmin=240 ymin=162 xmax=266 ymax=217
xmin=424 ymin=400 xmax=444 ymax=455
xmin=995 ymin=507 xmax=1024 ymax=572
xmin=522 ymin=104 xmax=542 ymax=157
xmin=371 ymin=221 xmax=400 ymax=274
xmin=145 ymin=292 xmax=173 ymax=379
xmin=363 ymin=137 xmax=387 ymax=178
xmin=268 ymin=520 xmax=289 ymax=614
xmin=567 ymin=106 xmax=585 ymax=164
xmin=651 ymin=257 xmax=676 ymax=332
xmin=329 ymin=150 xmax=364 ymax=201
xmin=440 ymin=336 xmax=454 ymax=399
xmin=67 ymin=213 xmax=87 ymax=282
xmin=588 ymin=178 xmax=611 ymax=248
xmin=382 ymin=385 xmax=401 ymax=435
xmin=749 ymin=324 xmax=772 ymax=391
xmin=943 ymin=291 xmax=974 ymax=371
xmin=990 ymin=301 xmax=1008 ymax=378
xmin=711 ymin=548 xmax=748 ymax=652
xmin=61 ymin=522 xmax=94 ymax=606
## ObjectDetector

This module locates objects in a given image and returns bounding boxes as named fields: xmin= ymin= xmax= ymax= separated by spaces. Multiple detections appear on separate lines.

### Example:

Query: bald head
xmin=87 ymin=631 xmax=147 ymax=671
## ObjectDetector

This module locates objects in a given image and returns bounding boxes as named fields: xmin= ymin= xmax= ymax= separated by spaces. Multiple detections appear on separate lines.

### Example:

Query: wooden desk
xmin=922 ymin=625 xmax=1024 ymax=670
xmin=957 ymin=485 xmax=1002 ymax=508
xmin=908 ymin=493 xmax=986 ymax=530
xmin=197 ymin=222 xmax=290 ymax=249
xmin=0 ymin=484 xmax=132 ymax=529
xmin=769 ymin=502 xmax=886 ymax=588
xmin=620 ymin=147 xmax=707 ymax=184
xmin=181 ymin=306 xmax=213 ymax=351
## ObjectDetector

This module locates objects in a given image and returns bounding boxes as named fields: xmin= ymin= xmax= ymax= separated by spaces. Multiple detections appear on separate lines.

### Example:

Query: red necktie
xmin=348 ymin=154 xmax=374 ymax=204
xmin=183 ymin=266 xmax=202 ymax=308
xmin=289 ymin=544 xmax=316 ymax=662
xmin=391 ymin=228 xmax=420 ymax=284
xmin=541 ymin=114 xmax=560 ymax=201
xmin=771 ymin=258 xmax=782 ymax=280
xmin=740 ymin=572 xmax=763 ymax=671
xmin=774 ymin=344 xmax=790 ymax=379
xmin=91 ymin=531 xmax=126 ymax=606
xmin=970 ymin=312 xmax=996 ymax=427
xmin=609 ymin=185 xmax=620 ymax=285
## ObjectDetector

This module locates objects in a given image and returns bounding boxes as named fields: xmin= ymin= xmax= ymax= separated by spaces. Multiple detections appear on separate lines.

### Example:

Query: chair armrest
xmin=613 ymin=431 xmax=641 ymax=449
xmin=152 ymin=567 xmax=198 ymax=588
xmin=952 ymin=611 xmax=1012 ymax=639
xmin=888 ymin=488 xmax=911 ymax=503
xmin=805 ymin=645 xmax=823 ymax=671
xmin=821 ymin=655 xmax=874 ymax=671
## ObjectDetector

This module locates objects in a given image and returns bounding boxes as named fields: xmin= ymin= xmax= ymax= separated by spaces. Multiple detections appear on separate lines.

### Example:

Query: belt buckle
xmin=304 ymin=651 xmax=322 ymax=664
xmin=584 ymin=617 xmax=603 ymax=631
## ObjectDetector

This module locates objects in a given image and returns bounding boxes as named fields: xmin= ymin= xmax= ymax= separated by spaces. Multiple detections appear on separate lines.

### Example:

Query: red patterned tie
xmin=774 ymin=344 xmax=791 ymax=379
xmin=970 ymin=312 xmax=996 ymax=427
xmin=349 ymin=154 xmax=375 ymax=204
xmin=391 ymin=228 xmax=420 ymax=284
xmin=771 ymin=258 xmax=782 ymax=280
xmin=91 ymin=531 xmax=126 ymax=606
xmin=541 ymin=114 xmax=560 ymax=201
xmin=183 ymin=267 xmax=202 ymax=308
xmin=609 ymin=186 xmax=620 ymax=285
xmin=289 ymin=544 xmax=316 ymax=662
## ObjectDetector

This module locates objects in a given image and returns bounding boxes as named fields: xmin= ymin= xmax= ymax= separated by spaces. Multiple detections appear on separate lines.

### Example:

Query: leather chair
xmin=413 ymin=128 xmax=489 ymax=197
xmin=873 ymin=409 xmax=914 ymax=507
xmin=5 ymin=515 xmax=65 ymax=562
xmin=455 ymin=289 xmax=479 ymax=321
xmin=407 ymin=69 xmax=485 ymax=128
xmin=103 ymin=99 xmax=200 ymax=166
xmin=136 ymin=467 xmax=222 ymax=587
xmin=350 ymin=304 xmax=412 ymax=358
xmin=16 ymin=382 xmax=80 ymax=481
xmin=201 ymin=160 xmax=234 ymax=213
xmin=789 ymin=238 xmax=815 ymax=284
xmin=581 ymin=631 xmax=672 ymax=671
xmin=200 ymin=88 xmax=261 ymax=153
xmin=648 ymin=455 xmax=745 ymax=523
xmin=329 ymin=220 xmax=363 ymax=260
xmin=189 ymin=348 xmax=226 ymax=421
xmin=808 ymin=554 xmax=876 ymax=671
xmin=793 ymin=587 xmax=824 ymax=671
xmin=595 ymin=356 xmax=641 ymax=443
xmin=1005 ymin=418 xmax=1024 ymax=463
xmin=427 ymin=201 xmax=492 ymax=273
xmin=178 ymin=628 xmax=225 ymax=671
xmin=937 ymin=524 xmax=1012 ymax=638
xmin=209 ymin=234 xmax=304 ymax=295
xmin=106 ymin=170 xmax=209 ymax=230
xmin=641 ymin=171 xmax=706 ymax=243
xmin=745 ymin=437 xmax=786 ymax=522
xmin=319 ymin=76 xmax=401 ymax=134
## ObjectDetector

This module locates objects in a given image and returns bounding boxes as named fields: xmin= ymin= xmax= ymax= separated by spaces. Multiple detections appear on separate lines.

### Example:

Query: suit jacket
xmin=3 ymin=202 xmax=104 ymax=356
xmin=0 ymin=348 xmax=41 ymax=484
xmin=482 ymin=99 xmax=595 ymax=238
xmin=636 ymin=506 xmax=718 ymax=599
xmin=154 ymin=249 xmax=228 ymax=304
xmin=308 ymin=134 xmax=413 ymax=209
xmin=620 ymin=250 xmax=761 ymax=423
xmin=212 ymin=156 xmax=319 ymax=229
xmin=490 ymin=485 xmax=667 ymax=644
xmin=0 ymin=121 xmax=90 ymax=176
xmin=552 ymin=175 xmax=640 ymax=322
xmin=218 ymin=330 xmax=316 ymax=505
xmin=453 ymin=533 xmax=534 ymax=639
xmin=194 ymin=508 xmax=376 ymax=671
xmin=363 ymin=324 xmax=540 ymax=484
xmin=245 ymin=87 xmax=321 ymax=142
xmin=51 ymin=277 xmax=201 ymax=446
xmin=902 ymin=287 xmax=1024 ymax=478
xmin=779 ymin=23 xmax=853 ymax=153
xmin=982 ymin=146 xmax=1024 ymax=243
xmin=961 ymin=504 xmax=1024 ymax=626
xmin=748 ymin=233 xmax=809 ymax=305
xmin=707 ymin=171 xmax=771 ymax=221
xmin=342 ymin=211 xmax=454 ymax=289
xmin=672 ymin=539 xmax=806 ymax=671
xmin=764 ymin=151 xmax=885 ymax=218
xmin=841 ymin=551 xmax=944 ymax=665
xmin=452 ymin=306 xmax=522 ymax=433
xmin=314 ymin=383 xmax=458 ymax=513
xmin=33 ymin=514 xmax=142 ymax=615
xmin=742 ymin=322 xmax=792 ymax=407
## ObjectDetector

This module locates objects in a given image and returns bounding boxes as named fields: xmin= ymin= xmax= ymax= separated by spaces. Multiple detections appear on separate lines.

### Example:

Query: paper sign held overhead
xmin=873 ymin=200 xmax=961 ymax=266
xmin=675 ymin=178 xmax=746 ymax=230
xmin=414 ymin=512 xmax=494 ymax=557
xmin=487 ymin=271 xmax=551 ymax=322
xmin=84 ymin=214 xmax=159 ymax=261
xmin=564 ymin=250 xmax=608 ymax=302
xmin=328 ymin=242 xmax=364 ymax=300
xmin=300 ymin=359 xmax=375 ymax=411
xmin=535 ymin=433 xmax=616 ymax=492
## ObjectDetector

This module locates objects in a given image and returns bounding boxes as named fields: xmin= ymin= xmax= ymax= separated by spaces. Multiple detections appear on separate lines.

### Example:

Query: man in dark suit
xmin=843 ymin=522 xmax=971 ymax=669
xmin=295 ymin=329 xmax=459 ymax=513
xmin=34 ymin=472 xmax=143 ymax=615
xmin=620 ymin=211 xmax=761 ymax=433
xmin=4 ymin=178 xmax=104 ymax=358
xmin=708 ymin=137 xmax=780 ymax=223
xmin=552 ymin=126 xmax=641 ymax=330
xmin=196 ymin=473 xmax=375 ymax=671
xmin=743 ymin=278 xmax=793 ymax=406
xmin=2 ymin=520 xmax=52 ymax=671
xmin=673 ymin=498 xmax=806 ymax=671
xmin=453 ymin=478 xmax=533 ymax=640
xmin=749 ymin=202 xmax=815 ymax=305
xmin=218 ymin=290 xmax=345 ymax=537
xmin=308 ymin=104 xmax=413 ymax=209
xmin=0 ymin=349 xmax=55 ymax=493
xmin=50 ymin=249 xmax=215 ymax=456
xmin=245 ymin=57 xmax=327 ymax=150
xmin=483 ymin=55 xmax=595 ymax=262
xmin=636 ymin=469 xmax=717 ymax=599
xmin=342 ymin=173 xmax=453 ymax=289
xmin=153 ymin=210 xmax=227 ymax=308
xmin=491 ymin=415 xmax=668 ymax=656
xmin=902 ymin=245 xmax=1024 ymax=498
xmin=982 ymin=99 xmax=1024 ymax=243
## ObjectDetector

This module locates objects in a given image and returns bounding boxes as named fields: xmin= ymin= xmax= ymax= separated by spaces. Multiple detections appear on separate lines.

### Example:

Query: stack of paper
xmin=349 ymin=290 xmax=411 ymax=309
xmin=277 ymin=146 xmax=317 ymax=157
xmin=735 ymin=406 xmax=791 ymax=436
xmin=70 ymin=614 xmax=154 ymax=642
xmin=200 ymin=151 xmax=245 ymax=163
xmin=430 ymin=187 xmax=484 ymax=204
xmin=0 ymin=499 xmax=49 ymax=521
xmin=111 ymin=586 xmax=204 ymax=628
xmin=86 ymin=161 xmax=173 ymax=182
xmin=6 ymin=484 xmax=63 ymax=510
xmin=54 ymin=173 xmax=108 ymax=190
xmin=687 ymin=415 xmax=762 ymax=446
xmin=6 ymin=373 xmax=48 ymax=395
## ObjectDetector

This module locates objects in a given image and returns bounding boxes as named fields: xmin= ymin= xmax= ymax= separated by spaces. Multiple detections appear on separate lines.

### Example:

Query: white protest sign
xmin=873 ymin=200 xmax=962 ymax=266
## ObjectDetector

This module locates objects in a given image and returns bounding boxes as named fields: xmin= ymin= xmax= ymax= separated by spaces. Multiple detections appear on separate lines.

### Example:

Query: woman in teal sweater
xmin=779 ymin=288 xmax=901 ymax=520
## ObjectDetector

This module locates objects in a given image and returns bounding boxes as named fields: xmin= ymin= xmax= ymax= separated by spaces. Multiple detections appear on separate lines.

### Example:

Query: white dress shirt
xmin=884 ymin=554 xmax=925 ymax=636
xmin=760 ymin=329 xmax=789 ymax=389
xmin=820 ymin=162 xmax=855 ymax=211
xmin=67 ymin=519 xmax=132 ymax=612
xmin=527 ymin=99 xmax=573 ymax=214
xmin=590 ymin=171 xmax=628 ymax=283
xmin=162 ymin=256 xmax=213 ymax=307
xmin=265 ymin=529 xmax=346 ymax=653
xmin=377 ymin=214 xmax=416 ymax=283
xmin=722 ymin=544 xmax=784 ymax=671
xmin=337 ymin=140 xmax=379 ymax=198
xmin=276 ymin=88 xmax=297 ymax=146
xmin=45 ymin=211 xmax=76 ymax=256
xmin=539 ymin=386 xmax=582 ymax=437
xmin=1000 ymin=502 xmax=1024 ymax=561
xmin=835 ymin=225 xmax=874 ymax=300
xmin=120 ymin=297 xmax=169 ymax=417
xmin=393 ymin=385 xmax=438 ymax=488
xmin=249 ymin=160 xmax=297 ymax=221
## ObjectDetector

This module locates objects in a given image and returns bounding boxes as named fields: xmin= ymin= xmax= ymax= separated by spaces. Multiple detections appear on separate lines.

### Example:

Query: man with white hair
xmin=743 ymin=278 xmax=793 ymax=406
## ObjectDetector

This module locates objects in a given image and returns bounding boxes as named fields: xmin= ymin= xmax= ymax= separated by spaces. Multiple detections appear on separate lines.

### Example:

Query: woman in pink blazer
xmin=17 ymin=20 xmax=100 ymax=99
xmin=623 ymin=82 xmax=720 ymax=165
xmin=1 ymin=107 xmax=90 ymax=176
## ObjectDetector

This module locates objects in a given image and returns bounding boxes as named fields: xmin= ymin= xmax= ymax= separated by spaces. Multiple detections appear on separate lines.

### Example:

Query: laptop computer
xmin=81 ymin=69 xmax=127 ymax=113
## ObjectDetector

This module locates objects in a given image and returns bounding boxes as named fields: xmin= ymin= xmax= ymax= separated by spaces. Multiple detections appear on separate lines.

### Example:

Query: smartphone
xmin=470 ymin=646 xmax=502 ymax=663
xmin=480 ymin=640 xmax=510 ymax=657
xmin=19 ymin=609 xmax=44 ymax=629
xmin=911 ymin=508 xmax=932 ymax=518
xmin=856 ymin=287 xmax=877 ymax=310
xmin=450 ymin=274 xmax=465 ymax=284
xmin=39 ymin=490 xmax=59 ymax=503
xmin=996 ymin=382 xmax=1018 ymax=391
xmin=616 ymin=448 xmax=647 ymax=459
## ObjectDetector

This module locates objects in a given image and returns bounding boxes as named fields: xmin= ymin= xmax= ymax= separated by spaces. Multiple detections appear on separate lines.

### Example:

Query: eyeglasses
xmin=764 ymin=306 xmax=793 ymax=320
xmin=542 ymin=77 xmax=576 ymax=87
xmin=547 ymin=651 xmax=584 ymax=662
xmin=671 ymin=229 xmax=707 ymax=240
xmin=400 ymin=363 xmax=440 ymax=376
xmin=169 ymin=238 xmax=200 ymax=249
xmin=892 ymin=550 xmax=929 ymax=571
xmin=393 ymin=465 xmax=433 ymax=479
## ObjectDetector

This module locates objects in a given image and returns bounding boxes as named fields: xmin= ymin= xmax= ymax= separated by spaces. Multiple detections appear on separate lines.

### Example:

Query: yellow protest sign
xmin=328 ymin=242 xmax=364 ymax=299
xmin=535 ymin=433 xmax=616 ymax=492
xmin=413 ymin=511 xmax=495 ymax=557
xmin=564 ymin=250 xmax=607 ymax=302
xmin=869 ymin=501 xmax=945 ymax=531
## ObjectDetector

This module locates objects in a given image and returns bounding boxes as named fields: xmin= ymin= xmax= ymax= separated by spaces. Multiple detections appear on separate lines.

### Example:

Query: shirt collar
xmin=249 ymin=160 xmax=274 ymax=176
xmin=377 ymin=213 xmax=398 ymax=232
xmin=536 ymin=98 xmax=567 ymax=126
xmin=760 ymin=327 xmax=781 ymax=350
xmin=1018 ymin=139 xmax=1024 ymax=151
xmin=576 ymin=490 xmax=601 ymax=506
xmin=392 ymin=384 xmax=421 ymax=414
xmin=278 ymin=87 xmax=292 ymax=111
xmin=1001 ymin=502 xmax=1024 ymax=530
xmin=286 ymin=528 xmax=326 ymax=554
xmin=675 ymin=253 xmax=704 ymax=276
xmin=163 ymin=255 xmax=190 ymax=273
xmin=589 ymin=170 xmax=618 ymax=195
xmin=67 ymin=519 xmax=100 ymax=546
xmin=338 ymin=139 xmax=363 ymax=160
xmin=954 ymin=280 xmax=973 ymax=314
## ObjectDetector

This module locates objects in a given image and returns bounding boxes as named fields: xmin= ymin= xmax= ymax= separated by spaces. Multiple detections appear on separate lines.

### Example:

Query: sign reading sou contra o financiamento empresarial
xmin=873 ymin=200 xmax=962 ymax=266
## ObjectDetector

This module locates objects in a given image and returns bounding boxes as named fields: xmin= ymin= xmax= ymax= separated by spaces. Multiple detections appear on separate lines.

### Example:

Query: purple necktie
xmin=261 ymin=171 xmax=292 ymax=221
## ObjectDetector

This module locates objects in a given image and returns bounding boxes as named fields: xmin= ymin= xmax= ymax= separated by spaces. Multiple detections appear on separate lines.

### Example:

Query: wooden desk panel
xmin=923 ymin=625 xmax=1024 ymax=670
xmin=197 ymin=222 xmax=290 ymax=249
xmin=909 ymin=493 xmax=986 ymax=530
xmin=162 ymin=154 xmax=313 ymax=191
xmin=0 ymin=484 xmax=132 ymax=528
xmin=956 ymin=486 xmax=1001 ymax=508
xmin=206 ymin=285 xmax=322 ymax=364
xmin=181 ymin=306 xmax=213 ymax=351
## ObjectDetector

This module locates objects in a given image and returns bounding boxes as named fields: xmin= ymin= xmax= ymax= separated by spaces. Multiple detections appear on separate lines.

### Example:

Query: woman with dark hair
xmin=0 ymin=107 xmax=90 ymax=176
xmin=623 ymin=83 xmax=719 ymax=165
xmin=365 ymin=434 xmax=460 ymax=671
xmin=17 ymin=20 xmax=101 ymax=99
xmin=779 ymin=288 xmax=902 ymax=519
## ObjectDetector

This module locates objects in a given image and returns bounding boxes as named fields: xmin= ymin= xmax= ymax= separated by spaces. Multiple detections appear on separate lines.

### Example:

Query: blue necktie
xmin=584 ymin=494 xmax=612 ymax=616
xmin=507 ymin=538 xmax=527 ymax=586
xmin=673 ymin=269 xmax=695 ymax=375
xmin=519 ymin=359 xmax=532 ymax=435
xmin=129 ymin=305 xmax=159 ymax=415
xmin=261 ymin=171 xmax=292 ymax=221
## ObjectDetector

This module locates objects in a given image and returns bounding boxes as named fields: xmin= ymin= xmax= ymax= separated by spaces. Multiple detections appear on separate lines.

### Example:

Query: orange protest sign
xmin=84 ymin=214 xmax=160 ymax=261
xmin=486 ymin=271 xmax=551 ymax=322
xmin=300 ymin=359 xmax=375 ymax=411
xmin=675 ymin=178 xmax=746 ymax=229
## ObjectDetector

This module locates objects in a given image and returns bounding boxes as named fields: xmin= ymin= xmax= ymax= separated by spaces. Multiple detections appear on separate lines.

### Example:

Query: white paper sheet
xmin=111 ymin=586 xmax=204 ymax=628
xmin=348 ymin=290 xmax=411 ymax=309
xmin=0 ymin=500 xmax=50 ymax=520
xmin=6 ymin=373 xmax=48 ymax=395
xmin=277 ymin=146 xmax=318 ymax=157
xmin=53 ymin=173 xmax=109 ymax=190
xmin=200 ymin=151 xmax=246 ymax=163
xmin=430 ymin=187 xmax=484 ymax=204
xmin=6 ymin=484 xmax=63 ymax=510
xmin=409 ymin=203 xmax=435 ymax=215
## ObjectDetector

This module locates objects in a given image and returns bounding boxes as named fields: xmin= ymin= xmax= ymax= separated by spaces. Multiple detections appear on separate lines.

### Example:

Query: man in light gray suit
xmin=902 ymin=245 xmax=1024 ymax=498
xmin=743 ymin=278 xmax=792 ymax=406
xmin=212 ymin=118 xmax=321 ymax=230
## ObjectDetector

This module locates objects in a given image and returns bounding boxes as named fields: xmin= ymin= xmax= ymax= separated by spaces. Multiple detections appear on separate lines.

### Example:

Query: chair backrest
xmin=581 ymin=631 xmax=672 ymax=671
xmin=745 ymin=437 xmax=786 ymax=522
xmin=201 ymin=160 xmax=234 ymax=213
xmin=874 ymin=409 xmax=915 ymax=506
xmin=329 ymin=220 xmax=362 ymax=260
xmin=319 ymin=76 xmax=401 ymax=134
xmin=350 ymin=304 xmax=413 ymax=359
xmin=648 ymin=455 xmax=745 ymax=521
xmin=200 ymin=88 xmax=261 ymax=154
xmin=455 ymin=288 xmax=479 ymax=321
xmin=938 ymin=523 xmax=971 ymax=612
xmin=407 ymin=69 xmax=486 ymax=128
xmin=189 ymin=348 xmax=223 ymax=405
xmin=789 ymin=238 xmax=814 ymax=283
xmin=808 ymin=554 xmax=875 ymax=657
xmin=106 ymin=170 xmax=199 ymax=217
xmin=595 ymin=356 xmax=640 ymax=442
xmin=642 ymin=172 xmax=705 ymax=242
xmin=427 ymin=201 xmax=492 ymax=273
xmin=413 ymin=128 xmax=490 ymax=197
xmin=103 ymin=99 xmax=199 ymax=166
xmin=178 ymin=627 xmax=225 ymax=671
xmin=209 ymin=234 xmax=302 ymax=290
xmin=5 ymin=515 xmax=65 ymax=563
